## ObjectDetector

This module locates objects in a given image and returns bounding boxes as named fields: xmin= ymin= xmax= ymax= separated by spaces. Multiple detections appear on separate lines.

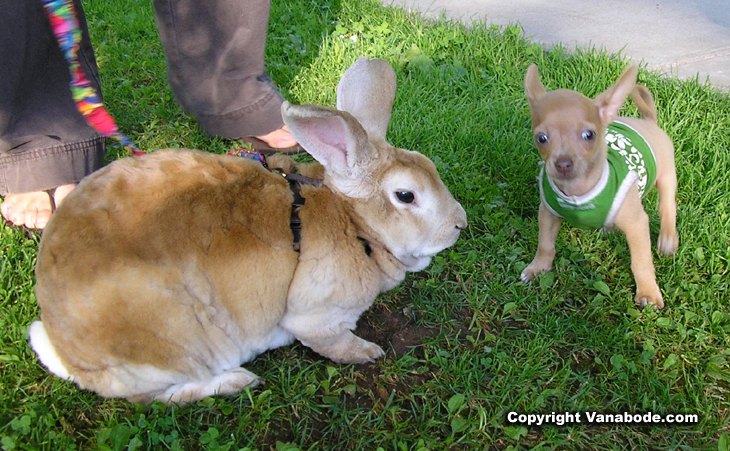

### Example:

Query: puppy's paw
xmin=520 ymin=262 xmax=551 ymax=283
xmin=635 ymin=287 xmax=664 ymax=309
xmin=657 ymin=230 xmax=679 ymax=256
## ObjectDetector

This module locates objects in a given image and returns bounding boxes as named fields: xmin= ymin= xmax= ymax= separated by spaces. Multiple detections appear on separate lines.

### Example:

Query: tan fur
xmin=30 ymin=58 xmax=467 ymax=404
xmin=520 ymin=64 xmax=678 ymax=309
xmin=265 ymin=154 xmax=325 ymax=180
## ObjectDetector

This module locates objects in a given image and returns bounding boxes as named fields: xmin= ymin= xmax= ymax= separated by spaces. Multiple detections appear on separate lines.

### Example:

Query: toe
xmin=1 ymin=191 xmax=55 ymax=229
xmin=23 ymin=209 xmax=38 ymax=229
xmin=0 ymin=197 xmax=18 ymax=224
xmin=35 ymin=209 xmax=52 ymax=229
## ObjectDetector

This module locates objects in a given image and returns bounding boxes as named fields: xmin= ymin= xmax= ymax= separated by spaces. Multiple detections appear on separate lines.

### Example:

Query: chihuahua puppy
xmin=520 ymin=64 xmax=678 ymax=308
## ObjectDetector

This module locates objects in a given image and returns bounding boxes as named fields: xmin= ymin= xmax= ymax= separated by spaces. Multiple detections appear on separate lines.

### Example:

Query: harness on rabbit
xmin=287 ymin=176 xmax=316 ymax=252
xmin=285 ymin=173 xmax=372 ymax=255
xmin=230 ymin=149 xmax=318 ymax=252
xmin=230 ymin=149 xmax=372 ymax=255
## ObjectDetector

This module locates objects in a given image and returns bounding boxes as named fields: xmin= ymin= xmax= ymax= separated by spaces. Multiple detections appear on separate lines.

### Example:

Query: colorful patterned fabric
xmin=228 ymin=149 xmax=267 ymax=167
xmin=41 ymin=0 xmax=143 ymax=156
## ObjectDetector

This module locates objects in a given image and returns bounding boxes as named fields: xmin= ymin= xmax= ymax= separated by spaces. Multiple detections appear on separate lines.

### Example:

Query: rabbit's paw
xmin=303 ymin=331 xmax=385 ymax=364
xmin=155 ymin=367 xmax=261 ymax=405
xmin=339 ymin=337 xmax=385 ymax=364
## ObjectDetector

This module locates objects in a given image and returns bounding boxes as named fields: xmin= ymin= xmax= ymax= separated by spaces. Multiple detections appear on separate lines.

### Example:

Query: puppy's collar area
xmin=231 ymin=149 xmax=372 ymax=255
xmin=544 ymin=160 xmax=610 ymax=205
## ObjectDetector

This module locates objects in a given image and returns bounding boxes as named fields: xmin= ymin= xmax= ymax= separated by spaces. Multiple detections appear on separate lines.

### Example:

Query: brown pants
xmin=0 ymin=0 xmax=282 ymax=195
xmin=153 ymin=0 xmax=285 ymax=139
xmin=0 ymin=0 xmax=105 ymax=194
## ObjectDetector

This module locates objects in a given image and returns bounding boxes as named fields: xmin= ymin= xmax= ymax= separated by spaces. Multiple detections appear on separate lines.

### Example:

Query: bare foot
xmin=256 ymin=125 xmax=298 ymax=149
xmin=0 ymin=184 xmax=76 ymax=229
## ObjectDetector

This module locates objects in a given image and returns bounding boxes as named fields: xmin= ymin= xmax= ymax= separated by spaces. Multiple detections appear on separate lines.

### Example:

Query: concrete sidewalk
xmin=382 ymin=0 xmax=730 ymax=90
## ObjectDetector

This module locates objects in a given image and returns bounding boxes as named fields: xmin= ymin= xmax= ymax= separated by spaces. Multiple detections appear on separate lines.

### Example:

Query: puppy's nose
xmin=555 ymin=157 xmax=573 ymax=175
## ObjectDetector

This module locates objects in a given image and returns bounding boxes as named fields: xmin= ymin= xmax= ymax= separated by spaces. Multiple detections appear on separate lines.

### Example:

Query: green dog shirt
xmin=538 ymin=121 xmax=657 ymax=230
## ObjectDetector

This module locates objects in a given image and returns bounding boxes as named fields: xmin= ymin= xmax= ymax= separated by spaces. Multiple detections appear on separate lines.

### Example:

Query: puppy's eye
xmin=535 ymin=133 xmax=549 ymax=144
xmin=395 ymin=191 xmax=415 ymax=204
xmin=582 ymin=130 xmax=596 ymax=141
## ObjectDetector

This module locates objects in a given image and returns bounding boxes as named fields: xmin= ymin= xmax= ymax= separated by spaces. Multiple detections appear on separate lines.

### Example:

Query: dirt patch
xmin=356 ymin=300 xmax=437 ymax=360
xmin=337 ymin=299 xmax=440 ymax=409
xmin=257 ymin=299 xmax=444 ymax=450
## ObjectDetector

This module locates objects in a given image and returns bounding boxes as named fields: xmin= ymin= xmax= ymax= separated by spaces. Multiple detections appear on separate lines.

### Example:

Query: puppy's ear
xmin=594 ymin=65 xmax=638 ymax=124
xmin=524 ymin=64 xmax=547 ymax=109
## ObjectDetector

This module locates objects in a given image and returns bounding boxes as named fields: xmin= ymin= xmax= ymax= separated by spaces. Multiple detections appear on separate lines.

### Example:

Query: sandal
xmin=240 ymin=136 xmax=306 ymax=156
xmin=44 ymin=187 xmax=58 ymax=212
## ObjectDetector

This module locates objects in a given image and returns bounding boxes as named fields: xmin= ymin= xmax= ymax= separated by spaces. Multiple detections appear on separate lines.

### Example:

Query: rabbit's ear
xmin=282 ymin=102 xmax=375 ymax=190
xmin=335 ymin=58 xmax=396 ymax=140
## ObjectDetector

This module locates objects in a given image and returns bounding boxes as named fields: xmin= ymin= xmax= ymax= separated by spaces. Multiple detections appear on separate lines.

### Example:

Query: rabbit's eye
xmin=395 ymin=191 xmax=415 ymax=204
xmin=582 ymin=130 xmax=596 ymax=141
xmin=535 ymin=132 xmax=549 ymax=144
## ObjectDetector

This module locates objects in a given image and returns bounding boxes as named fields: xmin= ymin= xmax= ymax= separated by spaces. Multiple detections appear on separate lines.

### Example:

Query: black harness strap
xmin=232 ymin=150 xmax=370 ymax=255
xmin=285 ymin=174 xmax=320 ymax=252
xmin=284 ymin=174 xmax=371 ymax=256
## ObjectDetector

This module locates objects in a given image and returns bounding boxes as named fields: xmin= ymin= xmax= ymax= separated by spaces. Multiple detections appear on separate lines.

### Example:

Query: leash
xmin=41 ymin=0 xmax=144 ymax=156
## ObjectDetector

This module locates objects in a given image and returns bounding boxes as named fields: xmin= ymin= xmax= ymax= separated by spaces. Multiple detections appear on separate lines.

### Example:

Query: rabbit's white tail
xmin=29 ymin=321 xmax=74 ymax=381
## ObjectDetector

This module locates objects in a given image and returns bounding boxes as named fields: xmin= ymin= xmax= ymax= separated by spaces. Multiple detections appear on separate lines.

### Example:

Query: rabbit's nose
xmin=454 ymin=207 xmax=468 ymax=230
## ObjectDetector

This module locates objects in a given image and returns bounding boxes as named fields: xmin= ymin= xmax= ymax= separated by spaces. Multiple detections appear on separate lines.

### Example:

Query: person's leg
xmin=152 ymin=0 xmax=296 ymax=148
xmin=0 ymin=0 xmax=105 ymax=228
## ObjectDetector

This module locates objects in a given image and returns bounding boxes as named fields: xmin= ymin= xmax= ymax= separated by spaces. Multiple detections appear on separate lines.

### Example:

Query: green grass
xmin=2 ymin=0 xmax=730 ymax=449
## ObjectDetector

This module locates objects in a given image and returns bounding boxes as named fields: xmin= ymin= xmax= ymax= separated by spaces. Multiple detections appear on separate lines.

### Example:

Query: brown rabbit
xmin=29 ymin=58 xmax=468 ymax=404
